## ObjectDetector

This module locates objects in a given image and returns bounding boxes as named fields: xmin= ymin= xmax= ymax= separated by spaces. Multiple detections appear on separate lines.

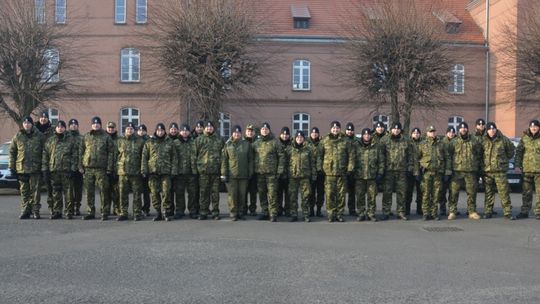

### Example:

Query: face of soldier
xmin=310 ymin=132 xmax=319 ymax=140
xmin=376 ymin=126 xmax=385 ymax=134
xmin=125 ymin=127 xmax=134 ymax=136
xmin=156 ymin=129 xmax=165 ymax=138
xmin=137 ymin=129 xmax=146 ymax=136
xmin=295 ymin=136 xmax=305 ymax=145
xmin=39 ymin=117 xmax=49 ymax=125
xmin=232 ymin=131 xmax=242 ymax=141
xmin=91 ymin=123 xmax=101 ymax=131
xmin=459 ymin=127 xmax=468 ymax=136
xmin=55 ymin=125 xmax=66 ymax=134
xmin=427 ymin=130 xmax=436 ymax=138
xmin=245 ymin=129 xmax=255 ymax=138
xmin=411 ymin=130 xmax=420 ymax=140
xmin=476 ymin=123 xmax=485 ymax=132
xmin=195 ymin=125 xmax=204 ymax=134
xmin=107 ymin=126 xmax=116 ymax=134
xmin=530 ymin=125 xmax=539 ymax=135
xmin=69 ymin=124 xmax=78 ymax=131
xmin=280 ymin=133 xmax=290 ymax=141
xmin=391 ymin=128 xmax=401 ymax=136
xmin=260 ymin=127 xmax=270 ymax=136
xmin=180 ymin=129 xmax=190 ymax=138
xmin=169 ymin=128 xmax=179 ymax=136
xmin=346 ymin=129 xmax=354 ymax=137
xmin=446 ymin=131 xmax=455 ymax=139
xmin=487 ymin=128 xmax=497 ymax=138
xmin=330 ymin=126 xmax=340 ymax=135
xmin=22 ymin=121 xmax=33 ymax=132
xmin=205 ymin=125 xmax=214 ymax=135
xmin=362 ymin=133 xmax=371 ymax=142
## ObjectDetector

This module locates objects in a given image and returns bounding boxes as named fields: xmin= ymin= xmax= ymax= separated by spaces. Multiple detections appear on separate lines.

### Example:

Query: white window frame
xmin=136 ymin=0 xmax=148 ymax=24
xmin=449 ymin=64 xmax=465 ymax=94
xmin=219 ymin=112 xmax=231 ymax=139
xmin=448 ymin=115 xmax=464 ymax=131
xmin=372 ymin=114 xmax=390 ymax=128
xmin=48 ymin=108 xmax=60 ymax=125
xmin=120 ymin=107 xmax=140 ymax=134
xmin=115 ymin=0 xmax=127 ymax=24
xmin=55 ymin=0 xmax=67 ymax=24
xmin=35 ymin=0 xmax=46 ymax=24
xmin=292 ymin=59 xmax=310 ymax=91
xmin=292 ymin=113 xmax=310 ymax=135
xmin=42 ymin=48 xmax=60 ymax=83
xmin=120 ymin=48 xmax=140 ymax=82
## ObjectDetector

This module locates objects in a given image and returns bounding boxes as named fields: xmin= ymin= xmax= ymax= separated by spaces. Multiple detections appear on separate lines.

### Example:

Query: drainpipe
xmin=485 ymin=0 xmax=490 ymax=121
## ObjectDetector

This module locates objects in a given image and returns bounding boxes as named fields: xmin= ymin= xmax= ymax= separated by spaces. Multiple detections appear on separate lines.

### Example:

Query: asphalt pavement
xmin=0 ymin=190 xmax=539 ymax=304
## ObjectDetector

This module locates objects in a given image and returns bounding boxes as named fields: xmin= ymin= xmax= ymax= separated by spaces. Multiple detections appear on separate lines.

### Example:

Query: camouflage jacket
xmin=448 ymin=133 xmax=483 ymax=173
xmin=515 ymin=129 xmax=540 ymax=173
xmin=372 ymin=131 xmax=388 ymax=145
xmin=192 ymin=132 xmax=224 ymax=175
xmin=42 ymin=132 xmax=78 ymax=172
xmin=175 ymin=137 xmax=194 ymax=175
xmin=80 ymin=129 xmax=114 ymax=171
xmin=221 ymin=138 xmax=254 ymax=179
xmin=141 ymin=136 xmax=177 ymax=175
xmin=382 ymin=134 xmax=414 ymax=172
xmin=482 ymin=130 xmax=515 ymax=173
xmin=68 ymin=130 xmax=82 ymax=167
xmin=9 ymin=127 xmax=45 ymax=174
xmin=117 ymin=134 xmax=145 ymax=175
xmin=320 ymin=132 xmax=354 ymax=176
xmin=253 ymin=133 xmax=285 ymax=175
xmin=416 ymin=136 xmax=451 ymax=175
xmin=353 ymin=140 xmax=385 ymax=180
xmin=286 ymin=141 xmax=317 ymax=180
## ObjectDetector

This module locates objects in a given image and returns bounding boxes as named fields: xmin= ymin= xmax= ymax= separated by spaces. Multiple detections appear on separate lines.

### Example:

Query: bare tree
xmin=147 ymin=0 xmax=265 ymax=124
xmin=0 ymin=0 xmax=80 ymax=125
xmin=342 ymin=0 xmax=453 ymax=132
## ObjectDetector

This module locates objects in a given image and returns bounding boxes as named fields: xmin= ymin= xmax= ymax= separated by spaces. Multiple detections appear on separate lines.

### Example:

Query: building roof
xmin=257 ymin=0 xmax=485 ymax=44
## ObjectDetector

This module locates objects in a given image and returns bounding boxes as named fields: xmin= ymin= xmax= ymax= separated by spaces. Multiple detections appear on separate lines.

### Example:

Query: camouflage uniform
xmin=36 ymin=120 xmax=55 ymax=212
xmin=353 ymin=138 xmax=385 ymax=219
xmin=42 ymin=130 xmax=77 ymax=217
xmin=482 ymin=129 xmax=515 ymax=217
xmin=244 ymin=134 xmax=258 ymax=214
xmin=174 ymin=135 xmax=198 ymax=217
xmin=515 ymin=127 xmax=540 ymax=218
xmin=106 ymin=130 xmax=120 ymax=215
xmin=286 ymin=140 xmax=317 ymax=219
xmin=117 ymin=133 xmax=145 ymax=217
xmin=68 ymin=128 xmax=84 ymax=214
xmin=320 ymin=132 xmax=354 ymax=221
xmin=253 ymin=133 xmax=285 ymax=218
xmin=277 ymin=133 xmax=291 ymax=216
xmin=221 ymin=136 xmax=254 ymax=218
xmin=193 ymin=130 xmax=223 ymax=218
xmin=307 ymin=135 xmax=324 ymax=216
xmin=439 ymin=134 xmax=455 ymax=215
xmin=405 ymin=135 xmax=422 ymax=215
xmin=137 ymin=132 xmax=151 ymax=215
xmin=345 ymin=133 xmax=360 ymax=215
xmin=80 ymin=128 xmax=114 ymax=217
xmin=9 ymin=126 xmax=45 ymax=216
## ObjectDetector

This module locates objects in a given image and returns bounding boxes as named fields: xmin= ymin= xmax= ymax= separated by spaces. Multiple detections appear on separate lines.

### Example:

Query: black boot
xmin=316 ymin=206 xmax=323 ymax=217
xmin=309 ymin=206 xmax=315 ymax=217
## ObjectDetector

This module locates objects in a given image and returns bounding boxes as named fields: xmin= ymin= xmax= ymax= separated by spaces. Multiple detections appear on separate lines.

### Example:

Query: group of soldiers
xmin=8 ymin=111 xmax=540 ymax=222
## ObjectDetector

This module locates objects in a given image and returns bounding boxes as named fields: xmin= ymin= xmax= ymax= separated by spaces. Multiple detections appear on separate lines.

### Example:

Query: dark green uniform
xmin=353 ymin=139 xmax=384 ymax=218
xmin=221 ymin=137 xmax=254 ymax=218
xmin=405 ymin=136 xmax=422 ymax=215
xmin=107 ymin=131 xmax=120 ymax=215
xmin=9 ymin=126 xmax=45 ymax=216
xmin=277 ymin=136 xmax=291 ymax=216
xmin=36 ymin=121 xmax=54 ymax=212
xmin=515 ymin=129 xmax=540 ymax=218
xmin=286 ymin=141 xmax=317 ymax=219
xmin=439 ymin=135 xmax=455 ymax=215
xmin=345 ymin=134 xmax=360 ymax=215
xmin=174 ymin=136 xmax=198 ymax=217
xmin=193 ymin=131 xmax=223 ymax=217
xmin=244 ymin=135 xmax=258 ymax=215
xmin=117 ymin=133 xmax=145 ymax=217
xmin=307 ymin=136 xmax=324 ymax=216
xmin=68 ymin=129 xmax=83 ymax=214
xmin=138 ymin=133 xmax=151 ymax=215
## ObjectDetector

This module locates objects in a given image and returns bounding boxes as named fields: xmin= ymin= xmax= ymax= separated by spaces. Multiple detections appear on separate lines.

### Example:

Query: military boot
xmin=468 ymin=212 xmax=481 ymax=220
xmin=304 ymin=216 xmax=311 ymax=222
xmin=516 ymin=213 xmax=528 ymax=219
xmin=447 ymin=213 xmax=457 ymax=220
xmin=357 ymin=215 xmax=366 ymax=222
xmin=289 ymin=216 xmax=298 ymax=222
xmin=309 ymin=206 xmax=315 ymax=217
xmin=397 ymin=213 xmax=408 ymax=221
xmin=504 ymin=214 xmax=516 ymax=220
xmin=19 ymin=212 xmax=31 ymax=220
xmin=50 ymin=213 xmax=62 ymax=220
xmin=316 ymin=206 xmax=323 ymax=217
xmin=33 ymin=212 xmax=41 ymax=220
xmin=336 ymin=216 xmax=345 ymax=222
xmin=117 ymin=215 xmax=128 ymax=221
xmin=269 ymin=215 xmax=277 ymax=222
xmin=536 ymin=214 xmax=540 ymax=220
xmin=82 ymin=214 xmax=95 ymax=220
xmin=368 ymin=214 xmax=378 ymax=222
xmin=133 ymin=214 xmax=142 ymax=221
xmin=153 ymin=212 xmax=164 ymax=221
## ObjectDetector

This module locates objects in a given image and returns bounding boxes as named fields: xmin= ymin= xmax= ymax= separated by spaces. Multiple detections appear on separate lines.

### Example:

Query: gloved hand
xmin=220 ymin=175 xmax=229 ymax=183
xmin=415 ymin=175 xmax=422 ymax=182
xmin=443 ymin=175 xmax=451 ymax=183
xmin=376 ymin=174 xmax=384 ymax=184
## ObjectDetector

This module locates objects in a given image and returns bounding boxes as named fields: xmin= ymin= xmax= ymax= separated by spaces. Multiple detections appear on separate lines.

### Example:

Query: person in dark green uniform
xmin=344 ymin=122 xmax=359 ymax=216
xmin=137 ymin=124 xmax=152 ymax=216
xmin=515 ymin=119 xmax=540 ymax=220
xmin=405 ymin=127 xmax=422 ymax=215
xmin=68 ymin=119 xmax=84 ymax=216
xmin=277 ymin=126 xmax=291 ymax=216
xmin=244 ymin=124 xmax=258 ymax=216
xmin=307 ymin=127 xmax=324 ymax=217
xmin=174 ymin=124 xmax=198 ymax=218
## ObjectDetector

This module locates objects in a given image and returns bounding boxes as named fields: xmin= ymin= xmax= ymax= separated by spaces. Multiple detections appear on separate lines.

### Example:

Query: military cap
xmin=261 ymin=122 xmax=271 ymax=130
xmin=195 ymin=120 xmax=205 ymax=128
xmin=476 ymin=118 xmax=486 ymax=125
xmin=361 ymin=128 xmax=371 ymax=135
xmin=233 ymin=125 xmax=242 ymax=133
xmin=346 ymin=122 xmax=355 ymax=131
xmin=246 ymin=123 xmax=254 ymax=130
xmin=447 ymin=126 xmax=456 ymax=134
xmin=155 ymin=123 xmax=166 ymax=131
xmin=281 ymin=126 xmax=290 ymax=135
xmin=126 ymin=122 xmax=136 ymax=129
xmin=57 ymin=120 xmax=67 ymax=128
xmin=426 ymin=125 xmax=436 ymax=132
xmin=107 ymin=121 xmax=116 ymax=128
xmin=91 ymin=116 xmax=102 ymax=125
xmin=138 ymin=124 xmax=147 ymax=131
xmin=411 ymin=127 xmax=421 ymax=134
xmin=529 ymin=120 xmax=540 ymax=127
xmin=206 ymin=121 xmax=215 ymax=128
xmin=295 ymin=130 xmax=305 ymax=138
xmin=311 ymin=127 xmax=320 ymax=134
xmin=169 ymin=122 xmax=179 ymax=130
xmin=68 ymin=118 xmax=78 ymax=126
xmin=375 ymin=121 xmax=386 ymax=129
xmin=486 ymin=122 xmax=497 ymax=130
xmin=23 ymin=116 xmax=34 ymax=124
xmin=181 ymin=123 xmax=190 ymax=131
xmin=330 ymin=121 xmax=341 ymax=128
xmin=392 ymin=122 xmax=402 ymax=130
xmin=40 ymin=111 xmax=49 ymax=118
xmin=459 ymin=122 xmax=469 ymax=129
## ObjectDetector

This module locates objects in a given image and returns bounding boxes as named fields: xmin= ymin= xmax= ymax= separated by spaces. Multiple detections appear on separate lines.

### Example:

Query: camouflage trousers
xmin=288 ymin=178 xmax=311 ymax=217
xmin=346 ymin=174 xmax=356 ymax=213
xmin=521 ymin=174 xmax=540 ymax=215
xmin=141 ymin=176 xmax=151 ymax=213
xmin=244 ymin=175 xmax=258 ymax=214
xmin=405 ymin=174 xmax=421 ymax=215
xmin=308 ymin=172 xmax=324 ymax=208
xmin=324 ymin=175 xmax=346 ymax=218
xmin=118 ymin=175 xmax=143 ymax=217
xmin=106 ymin=177 xmax=120 ymax=215
xmin=149 ymin=175 xmax=172 ymax=215
xmin=18 ymin=173 xmax=42 ymax=214
xmin=382 ymin=171 xmax=407 ymax=215
xmin=439 ymin=176 xmax=452 ymax=214
xmin=69 ymin=171 xmax=83 ymax=212
xmin=173 ymin=174 xmax=198 ymax=216
xmin=277 ymin=176 xmax=290 ymax=215
xmin=44 ymin=174 xmax=53 ymax=212
xmin=199 ymin=174 xmax=220 ymax=216
xmin=449 ymin=171 xmax=478 ymax=214
xmin=226 ymin=178 xmax=248 ymax=217
xmin=355 ymin=178 xmax=377 ymax=217
xmin=50 ymin=172 xmax=73 ymax=215
xmin=484 ymin=172 xmax=512 ymax=216
xmin=420 ymin=171 xmax=443 ymax=217
xmin=257 ymin=173 xmax=279 ymax=217
xmin=84 ymin=168 xmax=111 ymax=216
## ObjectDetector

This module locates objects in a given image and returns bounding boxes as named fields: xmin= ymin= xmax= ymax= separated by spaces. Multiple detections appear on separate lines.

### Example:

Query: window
xmin=115 ymin=0 xmax=126 ymax=24
xmin=292 ymin=60 xmax=310 ymax=91
xmin=449 ymin=64 xmax=464 ymax=94
xmin=35 ymin=0 xmax=45 ymax=24
xmin=120 ymin=108 xmax=139 ymax=134
xmin=219 ymin=112 xmax=231 ymax=139
xmin=372 ymin=114 xmax=390 ymax=128
xmin=42 ymin=49 xmax=60 ymax=83
xmin=293 ymin=113 xmax=310 ymax=135
xmin=121 ymin=48 xmax=140 ymax=82
xmin=48 ymin=108 xmax=59 ymax=125
xmin=291 ymin=4 xmax=310 ymax=29
xmin=136 ymin=0 xmax=147 ymax=24
xmin=55 ymin=0 xmax=66 ymax=24
xmin=294 ymin=19 xmax=310 ymax=29
xmin=448 ymin=116 xmax=464 ymax=131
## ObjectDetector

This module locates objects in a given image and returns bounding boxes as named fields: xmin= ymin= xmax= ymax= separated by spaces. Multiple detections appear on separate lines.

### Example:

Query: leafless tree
xmin=0 ymin=0 xmax=81 ymax=125
xmin=146 ymin=0 xmax=265 ymax=124
xmin=342 ymin=0 xmax=453 ymax=132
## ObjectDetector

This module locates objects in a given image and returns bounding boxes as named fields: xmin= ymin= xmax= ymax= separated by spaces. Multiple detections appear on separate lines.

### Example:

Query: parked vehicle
xmin=0 ymin=142 xmax=18 ymax=189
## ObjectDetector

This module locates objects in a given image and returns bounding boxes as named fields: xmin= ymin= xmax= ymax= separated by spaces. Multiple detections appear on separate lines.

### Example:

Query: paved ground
xmin=0 ymin=190 xmax=539 ymax=304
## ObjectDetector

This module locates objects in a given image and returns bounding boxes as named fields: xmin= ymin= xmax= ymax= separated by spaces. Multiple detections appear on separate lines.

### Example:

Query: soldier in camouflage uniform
xmin=105 ymin=121 xmax=120 ymax=216
xmin=117 ymin=122 xmax=145 ymax=221
xmin=344 ymin=122 xmax=359 ymax=216
xmin=192 ymin=121 xmax=224 ymax=220
xmin=439 ymin=127 xmax=456 ymax=216
xmin=167 ymin=123 xmax=180 ymax=215
xmin=42 ymin=121 xmax=77 ymax=219
xmin=221 ymin=125 xmax=254 ymax=221
xmin=252 ymin=122 xmax=285 ymax=222
xmin=79 ymin=116 xmax=114 ymax=220
xmin=192 ymin=120 xmax=204 ymax=139
xmin=190 ymin=120 xmax=204 ymax=214
xmin=277 ymin=126 xmax=291 ymax=216
xmin=353 ymin=128 xmax=384 ymax=222
xmin=35 ymin=111 xmax=55 ymax=213
xmin=415 ymin=126 xmax=451 ymax=220
xmin=307 ymin=127 xmax=324 ymax=217
xmin=244 ymin=124 xmax=258 ymax=216
xmin=515 ymin=119 xmax=540 ymax=220
xmin=405 ymin=127 xmax=422 ymax=215
xmin=372 ymin=121 xmax=388 ymax=145
xmin=141 ymin=123 xmax=178 ymax=221
xmin=68 ymin=119 xmax=84 ymax=216
xmin=474 ymin=118 xmax=486 ymax=139
xmin=482 ymin=122 xmax=515 ymax=220
xmin=174 ymin=124 xmax=198 ymax=219
xmin=137 ymin=124 xmax=152 ymax=216
xmin=447 ymin=122 xmax=482 ymax=220
xmin=381 ymin=122 xmax=414 ymax=221
xmin=320 ymin=121 xmax=354 ymax=222
xmin=9 ymin=116 xmax=45 ymax=219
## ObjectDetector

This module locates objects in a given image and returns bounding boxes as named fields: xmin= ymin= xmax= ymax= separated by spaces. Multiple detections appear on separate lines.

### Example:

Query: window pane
xmin=115 ymin=0 xmax=126 ymax=23
xmin=136 ymin=0 xmax=147 ymax=23
xmin=121 ymin=109 xmax=129 ymax=115
xmin=55 ymin=0 xmax=66 ymax=23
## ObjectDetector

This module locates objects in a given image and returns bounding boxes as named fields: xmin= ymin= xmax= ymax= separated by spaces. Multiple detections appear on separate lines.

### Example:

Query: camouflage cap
xmin=246 ymin=123 xmax=254 ymax=130
xmin=426 ymin=125 xmax=436 ymax=132
xmin=107 ymin=121 xmax=116 ymax=128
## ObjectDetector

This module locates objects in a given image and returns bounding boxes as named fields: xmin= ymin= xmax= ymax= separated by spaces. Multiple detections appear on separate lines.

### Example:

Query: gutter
xmin=485 ymin=0 xmax=491 ymax=121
